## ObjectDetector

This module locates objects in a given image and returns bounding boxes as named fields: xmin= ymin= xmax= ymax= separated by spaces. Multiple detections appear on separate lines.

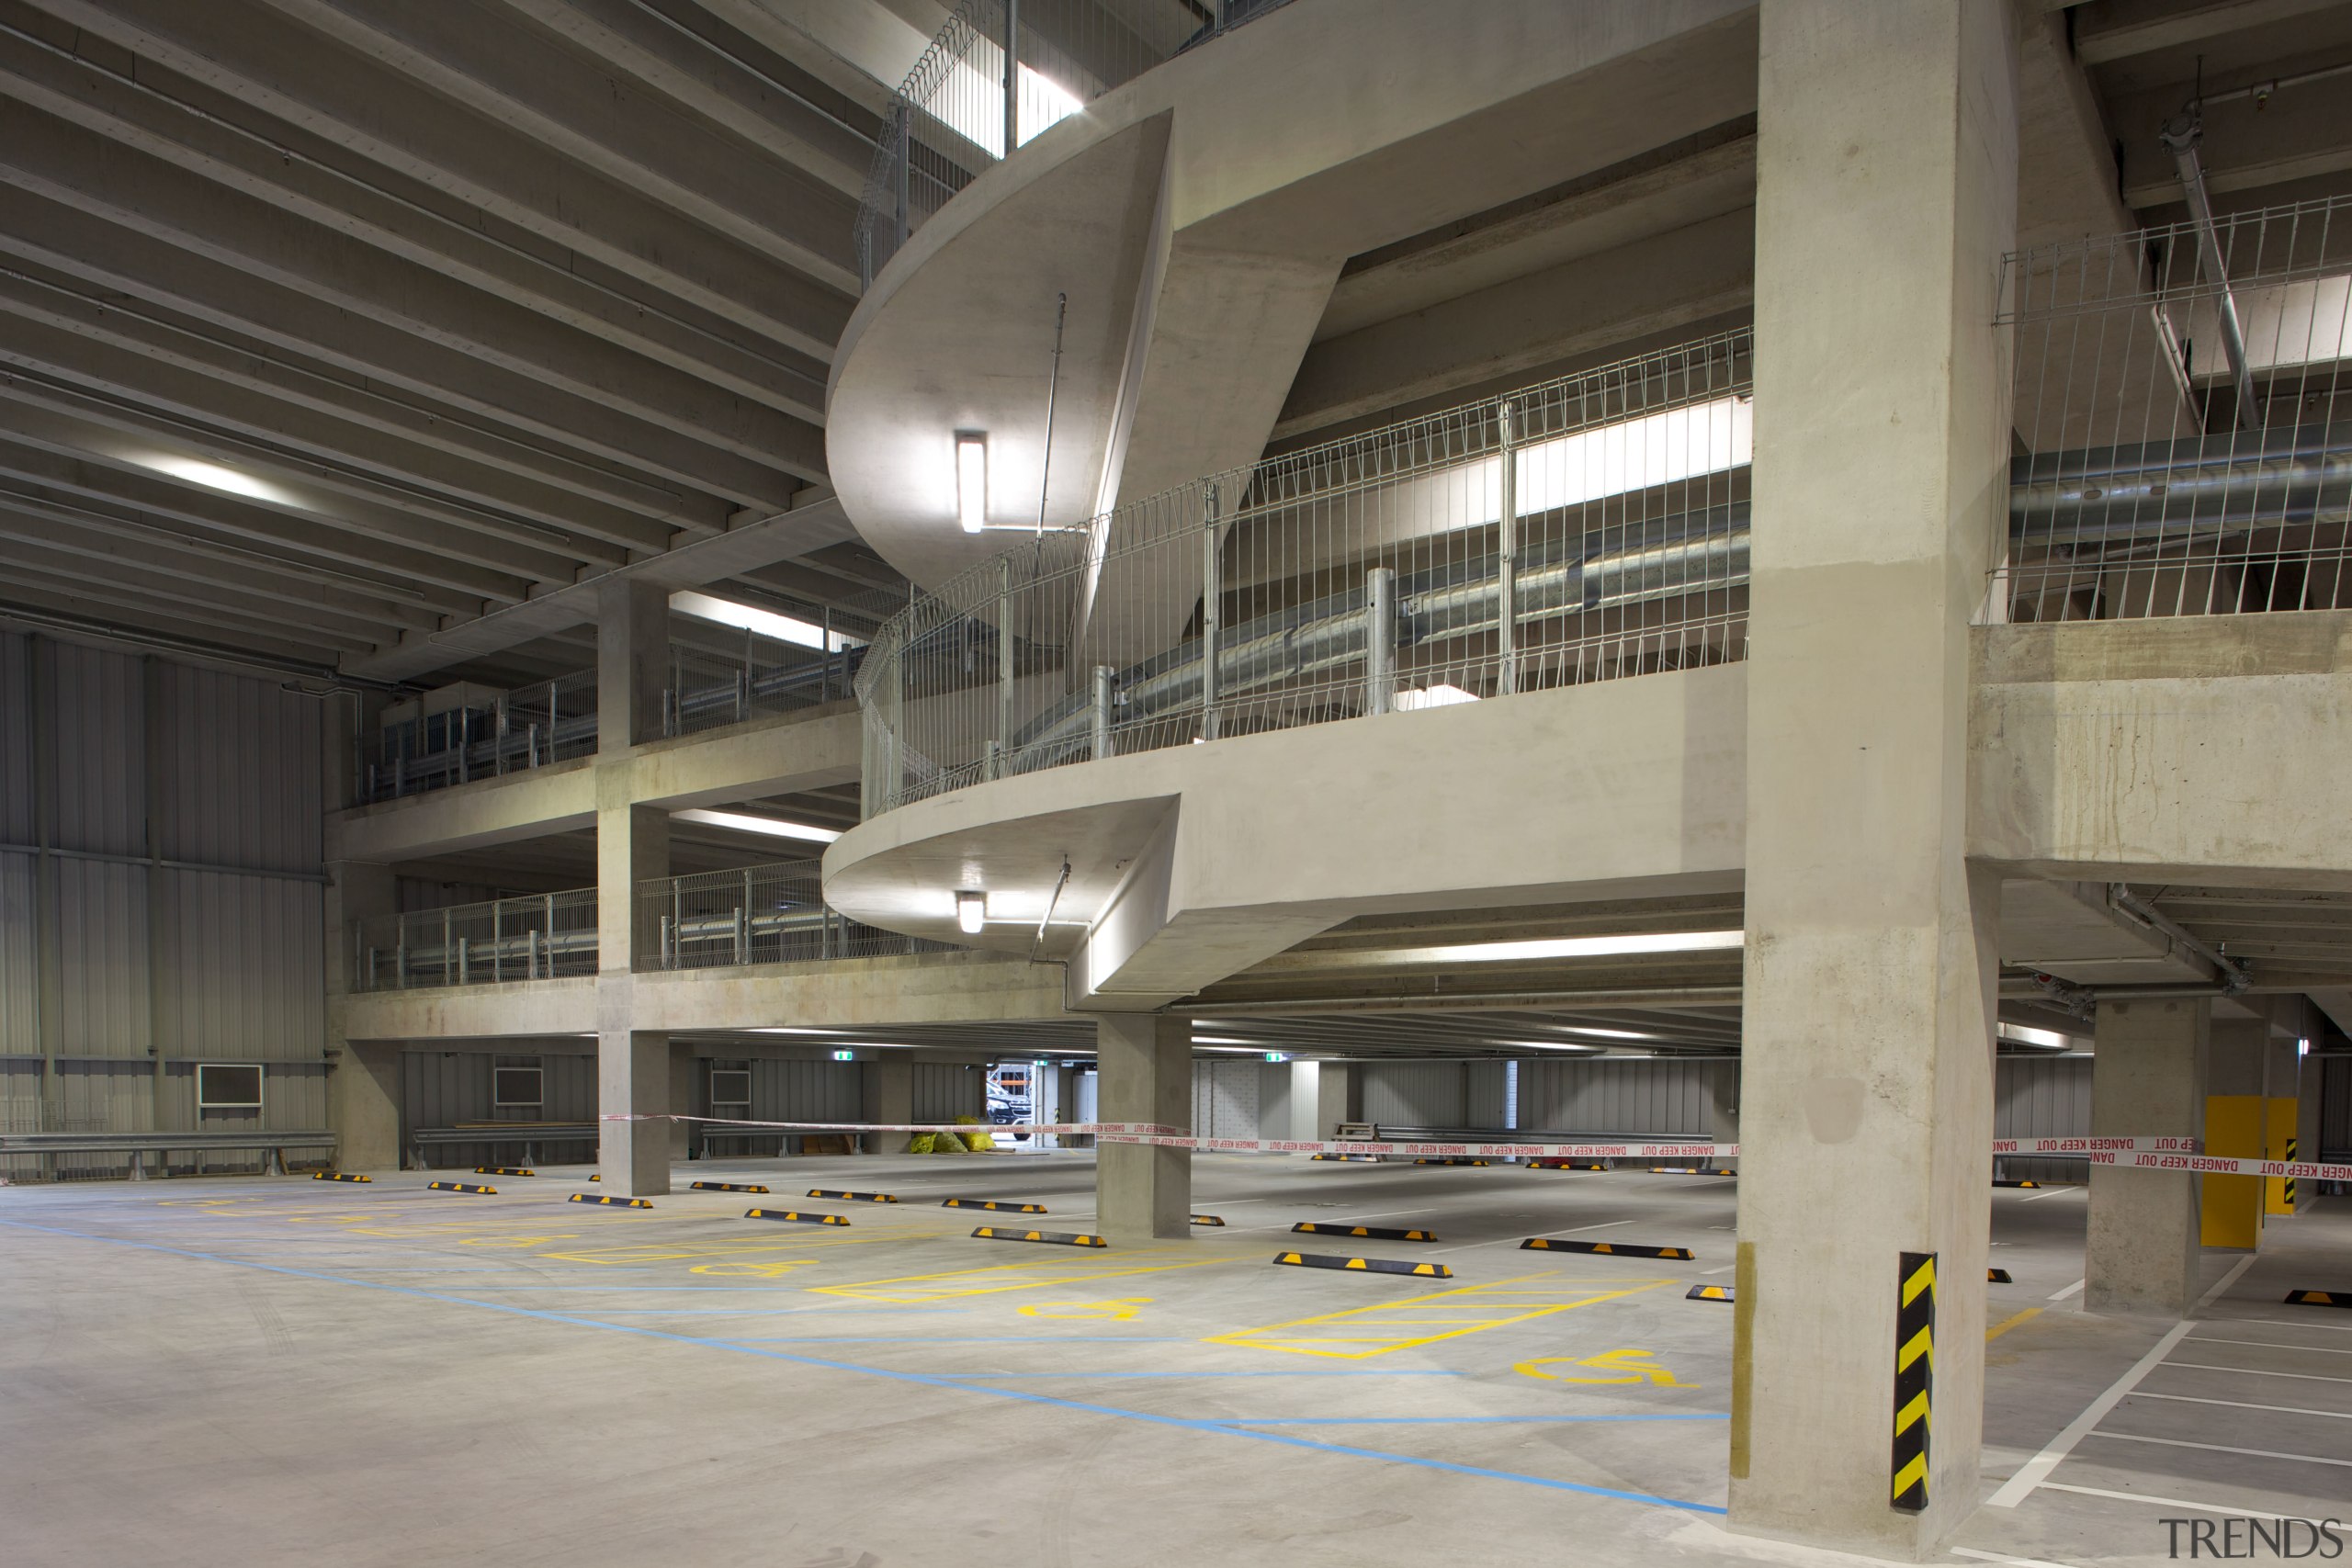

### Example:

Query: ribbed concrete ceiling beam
xmin=496 ymin=0 xmax=876 ymax=200
xmin=0 ymin=265 xmax=731 ymax=536
xmin=0 ymin=191 xmax=809 ymax=511
xmin=0 ymin=20 xmax=831 ymax=430
xmin=0 ymin=430 xmax=525 ymax=604
xmin=253 ymin=0 xmax=864 ymax=299
xmin=0 ymin=536 xmax=399 ymax=649
xmin=0 ymin=503 xmax=440 ymax=632
xmin=0 ymin=300 xmax=696 ymax=556
xmin=0 ymin=97 xmax=830 ymax=481
xmin=0 ymin=574 xmax=366 ymax=665
xmin=28 ymin=0 xmax=855 ymax=360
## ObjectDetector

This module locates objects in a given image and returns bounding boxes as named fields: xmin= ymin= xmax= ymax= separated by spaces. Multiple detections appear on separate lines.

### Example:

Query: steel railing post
xmin=1091 ymin=664 xmax=1114 ymax=759
xmin=492 ymin=900 xmax=503 ymax=985
xmin=997 ymin=557 xmax=1015 ymax=770
xmin=741 ymin=868 xmax=754 ymax=961
xmin=1497 ymin=398 xmax=1519 ymax=694
xmin=892 ymin=104 xmax=910 ymax=251
xmin=443 ymin=908 xmax=454 ymax=987
xmin=1201 ymin=488 xmax=1222 ymax=740
xmin=1003 ymin=0 xmax=1020 ymax=157
xmin=1365 ymin=567 xmax=1396 ymax=716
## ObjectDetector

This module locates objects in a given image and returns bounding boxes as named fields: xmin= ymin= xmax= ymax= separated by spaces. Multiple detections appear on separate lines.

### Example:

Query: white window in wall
xmin=492 ymin=1066 xmax=544 ymax=1110
xmin=196 ymin=1064 xmax=263 ymax=1110
xmin=710 ymin=1068 xmax=752 ymax=1109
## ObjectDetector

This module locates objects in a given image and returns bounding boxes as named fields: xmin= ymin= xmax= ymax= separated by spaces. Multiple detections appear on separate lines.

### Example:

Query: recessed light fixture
xmin=670 ymin=590 xmax=860 ymax=652
xmin=1320 ymin=930 xmax=1746 ymax=968
xmin=672 ymin=807 xmax=841 ymax=844
xmin=141 ymin=455 xmax=287 ymax=502
xmin=956 ymin=890 xmax=987 ymax=934
xmin=956 ymin=432 xmax=988 ymax=535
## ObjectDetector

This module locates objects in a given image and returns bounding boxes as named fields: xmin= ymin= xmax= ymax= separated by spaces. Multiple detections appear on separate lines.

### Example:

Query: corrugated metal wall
xmin=912 ymin=1062 xmax=983 ymax=1121
xmin=1361 ymin=1061 xmax=1469 ymax=1127
xmin=1520 ymin=1058 xmax=1725 ymax=1135
xmin=400 ymin=1045 xmax=597 ymax=1168
xmin=2320 ymin=1055 xmax=2348 ymax=1158
xmin=0 ymin=631 xmax=326 ymax=1179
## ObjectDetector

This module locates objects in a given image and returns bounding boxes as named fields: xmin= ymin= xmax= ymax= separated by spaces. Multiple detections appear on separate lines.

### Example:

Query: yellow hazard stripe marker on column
xmin=1891 ymin=1251 xmax=1935 ymax=1513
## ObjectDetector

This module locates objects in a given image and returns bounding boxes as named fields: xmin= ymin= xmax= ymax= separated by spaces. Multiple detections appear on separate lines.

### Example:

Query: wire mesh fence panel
xmin=354 ymin=887 xmax=597 ymax=991
xmin=664 ymin=638 xmax=865 ymax=738
xmin=856 ymin=328 xmax=1755 ymax=817
xmin=1998 ymin=193 xmax=2352 ymax=623
xmin=638 ymin=861 xmax=957 ymax=969
xmin=354 ymin=670 xmax=598 ymax=805
xmin=854 ymin=0 xmax=1300 ymax=286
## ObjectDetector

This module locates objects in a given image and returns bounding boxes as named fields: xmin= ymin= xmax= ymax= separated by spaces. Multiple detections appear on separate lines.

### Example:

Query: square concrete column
xmin=2204 ymin=1020 xmax=2267 ymax=1249
xmin=2086 ymin=999 xmax=2208 ymax=1316
xmin=863 ymin=1057 xmax=913 ymax=1153
xmin=594 ymin=790 xmax=669 ymax=1192
xmin=597 ymin=575 xmax=670 ymax=750
xmin=1096 ymin=1014 xmax=1190 ymax=1239
xmin=1731 ymin=3 xmax=2016 ymax=1553
xmin=328 ymin=1039 xmax=403 ymax=1173
xmin=598 ymin=1025 xmax=671 ymax=1195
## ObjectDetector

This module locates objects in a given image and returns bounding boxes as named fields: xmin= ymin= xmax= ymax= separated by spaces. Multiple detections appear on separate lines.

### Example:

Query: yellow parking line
xmin=1208 ymin=1273 xmax=1672 ymax=1360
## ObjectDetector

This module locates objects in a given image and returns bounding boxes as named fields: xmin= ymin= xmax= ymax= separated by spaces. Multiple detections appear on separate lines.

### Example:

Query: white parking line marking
xmin=2047 ymin=1279 xmax=2085 ymax=1302
xmin=1951 ymin=1548 xmax=2080 ymax=1568
xmin=2185 ymin=1336 xmax=2352 ymax=1357
xmin=2162 ymin=1362 xmax=2352 ymax=1385
xmin=2195 ymin=1255 xmax=2256 ymax=1309
xmin=1987 ymin=1321 xmax=2192 ymax=1508
xmin=2020 ymin=1187 xmax=2079 ymax=1201
xmin=2131 ymin=1391 xmax=2352 ymax=1420
xmin=1701 ymin=1265 xmax=1737 ymax=1276
xmin=2040 ymin=1482 xmax=2305 ymax=1520
xmin=2206 ymin=1316 xmax=2352 ymax=1335
xmin=2089 ymin=1431 xmax=2352 ymax=1468
xmin=1552 ymin=1220 xmax=1636 ymax=1235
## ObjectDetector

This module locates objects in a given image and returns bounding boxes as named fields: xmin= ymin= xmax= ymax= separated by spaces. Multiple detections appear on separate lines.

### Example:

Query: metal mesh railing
xmin=353 ymin=889 xmax=597 ymax=991
xmin=639 ymin=860 xmax=958 ymax=968
xmin=663 ymin=639 xmax=865 ymax=738
xmin=855 ymin=330 xmax=1755 ymax=816
xmin=1996 ymin=193 xmax=2352 ymax=621
xmin=355 ymin=670 xmax=598 ymax=804
xmin=854 ymin=0 xmax=1299 ymax=287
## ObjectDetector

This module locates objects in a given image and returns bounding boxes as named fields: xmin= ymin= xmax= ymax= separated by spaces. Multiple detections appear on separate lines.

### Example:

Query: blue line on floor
xmin=922 ymin=1370 xmax=1469 ymax=1379
xmin=0 ymin=1218 xmax=1726 ymax=1517
xmin=1222 ymin=1415 xmax=1732 ymax=1425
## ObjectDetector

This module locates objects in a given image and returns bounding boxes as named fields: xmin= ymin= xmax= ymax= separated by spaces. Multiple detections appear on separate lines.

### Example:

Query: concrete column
xmin=864 ymin=1057 xmax=913 ymax=1153
xmin=597 ymin=1025 xmax=671 ymax=1195
xmin=2085 ymin=998 xmax=2208 ymax=1317
xmin=593 ymin=657 xmax=669 ymax=1190
xmin=324 ymin=858 xmax=399 ymax=1170
xmin=1096 ymin=1014 xmax=1189 ymax=1239
xmin=670 ymin=1042 xmax=696 ymax=1163
xmin=1730 ymin=3 xmax=2016 ymax=1553
xmin=597 ymin=576 xmax=669 ymax=750
xmin=328 ymin=1039 xmax=403 ymax=1172
xmin=1314 ymin=1061 xmax=1352 ymax=1138
xmin=2203 ymin=1020 xmax=2267 ymax=1249
xmin=1710 ymin=1063 xmax=1740 ymax=1171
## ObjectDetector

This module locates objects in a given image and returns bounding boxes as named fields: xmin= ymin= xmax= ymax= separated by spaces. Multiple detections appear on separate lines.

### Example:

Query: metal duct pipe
xmin=2008 ymin=423 xmax=2352 ymax=539
xmin=2159 ymin=112 xmax=2262 ymax=431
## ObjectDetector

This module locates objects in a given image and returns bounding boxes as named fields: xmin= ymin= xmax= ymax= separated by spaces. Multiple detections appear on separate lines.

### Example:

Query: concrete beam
xmin=0 ymin=96 xmax=831 ymax=479
xmin=330 ymin=760 xmax=599 ymax=863
xmin=1970 ymin=613 xmax=2352 ymax=888
xmin=0 ymin=570 xmax=363 ymax=666
xmin=0 ymin=265 xmax=729 ymax=536
xmin=258 ymin=0 xmax=862 ymax=298
xmin=2072 ymin=0 xmax=2349 ymax=63
xmin=336 ymin=977 xmax=596 ymax=1041
xmin=633 ymin=949 xmax=1066 ymax=1032
xmin=0 ymin=536 xmax=392 ymax=649
xmin=0 ymin=24 xmax=831 ymax=430
xmin=0 ymin=187 xmax=807 ymax=513
xmin=1275 ymin=209 xmax=1755 ymax=442
xmin=40 ymin=0 xmax=857 ymax=360
xmin=2114 ymin=78 xmax=2352 ymax=208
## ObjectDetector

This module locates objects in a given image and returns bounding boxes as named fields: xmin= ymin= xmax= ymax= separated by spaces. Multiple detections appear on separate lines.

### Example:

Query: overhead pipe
xmin=2158 ymin=112 xmax=2263 ymax=431
xmin=2108 ymin=882 xmax=2251 ymax=993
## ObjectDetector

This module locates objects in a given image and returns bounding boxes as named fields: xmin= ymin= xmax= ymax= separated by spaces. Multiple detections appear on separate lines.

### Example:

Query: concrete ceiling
xmin=0 ymin=0 xmax=922 ymax=686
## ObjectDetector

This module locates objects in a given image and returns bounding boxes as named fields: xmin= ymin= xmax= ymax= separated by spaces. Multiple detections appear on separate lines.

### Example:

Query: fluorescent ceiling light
xmin=956 ymin=890 xmax=986 ymax=934
xmin=1190 ymin=1035 xmax=1255 ymax=1045
xmin=669 ymin=590 xmax=860 ymax=652
xmin=141 ymin=455 xmax=289 ymax=502
xmin=748 ymin=1026 xmax=833 ymax=1035
xmin=956 ymin=433 xmax=988 ymax=535
xmin=1996 ymin=1023 xmax=2072 ymax=1050
xmin=1549 ymin=1025 xmax=1659 ymax=1042
xmin=1502 ymin=1040 xmax=1605 ymax=1052
xmin=1394 ymin=683 xmax=1480 ymax=711
xmin=1325 ymin=929 xmax=1746 ymax=968
xmin=671 ymin=807 xmax=840 ymax=844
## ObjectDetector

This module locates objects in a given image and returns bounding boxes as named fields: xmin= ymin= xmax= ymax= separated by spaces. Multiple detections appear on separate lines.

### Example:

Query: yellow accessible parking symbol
xmin=1516 ymin=1348 xmax=1685 ymax=1386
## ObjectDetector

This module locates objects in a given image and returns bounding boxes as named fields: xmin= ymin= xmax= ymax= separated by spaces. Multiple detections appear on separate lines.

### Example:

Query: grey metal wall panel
xmin=1464 ymin=1061 xmax=1510 ymax=1129
xmin=154 ymin=665 xmax=322 ymax=874
xmin=911 ymin=1062 xmax=983 ymax=1121
xmin=0 ymin=854 xmax=33 ymax=1055
xmin=752 ymin=1058 xmax=865 ymax=1122
xmin=152 ymin=870 xmax=323 ymax=1063
xmin=48 ymin=1061 xmax=153 ymax=1133
xmin=263 ymin=1064 xmax=328 ymax=1131
xmin=1190 ymin=1059 xmax=1261 ymax=1139
xmin=53 ymin=858 xmax=149 ymax=1059
xmin=1521 ymin=1059 xmax=1714 ymax=1136
xmin=1258 ymin=1061 xmax=1293 ymax=1140
xmin=1361 ymin=1062 xmax=1466 ymax=1127
xmin=0 ymin=632 xmax=30 ymax=842
xmin=2322 ymin=1056 xmax=2348 ymax=1156
xmin=1994 ymin=1056 xmax=2093 ymax=1138
xmin=48 ymin=641 xmax=145 ymax=858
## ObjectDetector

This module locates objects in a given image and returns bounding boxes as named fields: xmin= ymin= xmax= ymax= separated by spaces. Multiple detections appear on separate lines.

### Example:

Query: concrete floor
xmin=3 ymin=1156 xmax=2346 ymax=1567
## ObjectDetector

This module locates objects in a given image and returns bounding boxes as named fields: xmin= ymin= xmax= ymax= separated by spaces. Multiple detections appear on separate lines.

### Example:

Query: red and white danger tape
xmin=596 ymin=1115 xmax=2352 ymax=1180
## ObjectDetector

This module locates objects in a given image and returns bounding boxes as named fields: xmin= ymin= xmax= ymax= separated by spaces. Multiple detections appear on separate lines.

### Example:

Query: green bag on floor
xmin=906 ymin=1133 xmax=935 ymax=1154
